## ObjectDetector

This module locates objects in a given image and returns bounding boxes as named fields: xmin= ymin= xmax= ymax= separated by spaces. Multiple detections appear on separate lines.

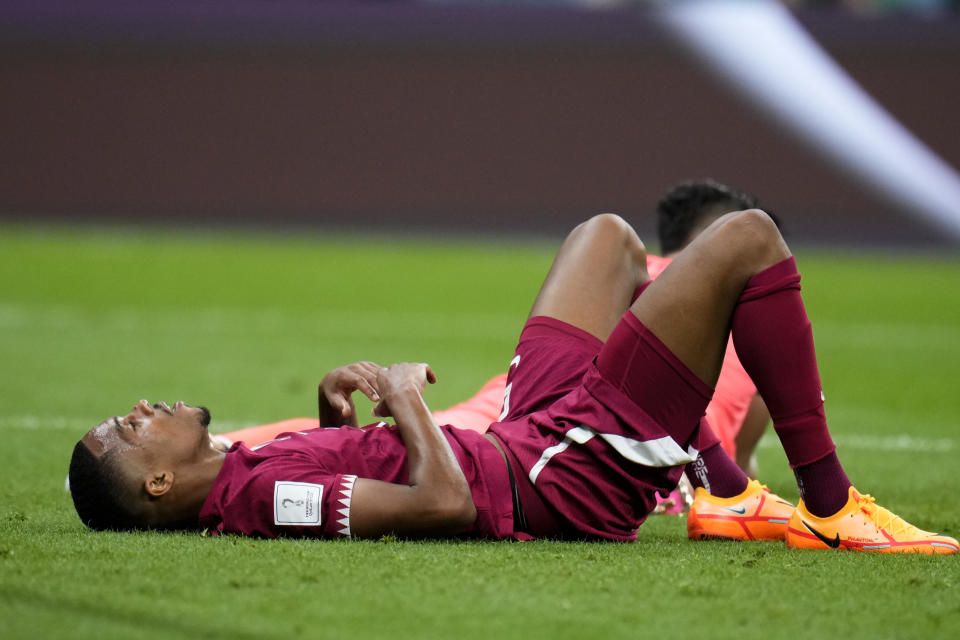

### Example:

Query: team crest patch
xmin=274 ymin=481 xmax=323 ymax=526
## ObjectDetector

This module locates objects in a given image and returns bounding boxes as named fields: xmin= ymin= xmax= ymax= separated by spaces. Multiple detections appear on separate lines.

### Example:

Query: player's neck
xmin=155 ymin=451 xmax=226 ymax=528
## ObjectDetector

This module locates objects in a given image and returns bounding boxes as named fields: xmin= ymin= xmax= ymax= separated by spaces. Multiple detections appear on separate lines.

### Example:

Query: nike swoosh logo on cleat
xmin=723 ymin=506 xmax=747 ymax=515
xmin=803 ymin=521 xmax=841 ymax=548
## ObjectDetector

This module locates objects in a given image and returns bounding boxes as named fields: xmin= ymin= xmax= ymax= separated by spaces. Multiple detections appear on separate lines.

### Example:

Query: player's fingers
xmin=359 ymin=362 xmax=384 ymax=392
xmin=324 ymin=391 xmax=352 ymax=418
xmin=345 ymin=363 xmax=381 ymax=395
xmin=355 ymin=375 xmax=381 ymax=402
xmin=356 ymin=361 xmax=383 ymax=376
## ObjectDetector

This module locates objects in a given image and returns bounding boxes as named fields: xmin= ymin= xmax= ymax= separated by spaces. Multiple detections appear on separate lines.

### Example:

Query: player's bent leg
xmin=786 ymin=487 xmax=959 ymax=554
xmin=589 ymin=210 xmax=797 ymax=540
xmin=529 ymin=213 xmax=649 ymax=342
xmin=635 ymin=209 xmax=850 ymax=518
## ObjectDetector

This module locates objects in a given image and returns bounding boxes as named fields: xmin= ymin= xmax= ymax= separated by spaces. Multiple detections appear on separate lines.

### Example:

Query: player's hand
xmin=319 ymin=361 xmax=384 ymax=421
xmin=372 ymin=363 xmax=437 ymax=418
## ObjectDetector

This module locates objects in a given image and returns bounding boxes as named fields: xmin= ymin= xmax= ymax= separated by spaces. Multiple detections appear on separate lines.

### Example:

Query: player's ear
xmin=144 ymin=470 xmax=174 ymax=497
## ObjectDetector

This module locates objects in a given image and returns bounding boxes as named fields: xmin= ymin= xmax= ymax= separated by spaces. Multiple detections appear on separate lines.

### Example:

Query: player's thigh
xmin=529 ymin=213 xmax=648 ymax=342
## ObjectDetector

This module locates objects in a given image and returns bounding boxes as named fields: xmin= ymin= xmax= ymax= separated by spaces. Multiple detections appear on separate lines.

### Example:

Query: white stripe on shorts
xmin=528 ymin=424 xmax=697 ymax=485
xmin=599 ymin=433 xmax=698 ymax=468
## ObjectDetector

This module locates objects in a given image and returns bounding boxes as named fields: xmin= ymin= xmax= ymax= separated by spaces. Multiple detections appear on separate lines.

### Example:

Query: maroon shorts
xmin=488 ymin=313 xmax=719 ymax=541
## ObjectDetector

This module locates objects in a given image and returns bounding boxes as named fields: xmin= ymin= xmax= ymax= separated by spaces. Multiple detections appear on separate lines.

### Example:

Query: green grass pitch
xmin=1 ymin=224 xmax=958 ymax=639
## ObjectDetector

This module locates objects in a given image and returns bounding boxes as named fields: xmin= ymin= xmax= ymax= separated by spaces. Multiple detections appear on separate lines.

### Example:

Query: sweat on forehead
xmin=83 ymin=419 xmax=135 ymax=457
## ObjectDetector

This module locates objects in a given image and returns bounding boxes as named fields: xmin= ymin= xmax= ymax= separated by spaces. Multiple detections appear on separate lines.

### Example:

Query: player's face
xmin=82 ymin=400 xmax=215 ymax=471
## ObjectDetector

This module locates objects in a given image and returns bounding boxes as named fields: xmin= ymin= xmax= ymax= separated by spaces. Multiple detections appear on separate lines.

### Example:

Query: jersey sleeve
xmin=214 ymin=459 xmax=360 ymax=539
xmin=269 ymin=473 xmax=359 ymax=538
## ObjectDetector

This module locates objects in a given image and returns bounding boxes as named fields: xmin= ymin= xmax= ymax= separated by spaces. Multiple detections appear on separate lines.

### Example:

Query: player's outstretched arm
xmin=349 ymin=363 xmax=477 ymax=538
xmin=318 ymin=361 xmax=384 ymax=427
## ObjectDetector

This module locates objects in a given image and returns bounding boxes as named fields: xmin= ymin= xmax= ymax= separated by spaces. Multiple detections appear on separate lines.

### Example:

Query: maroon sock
xmin=685 ymin=443 xmax=749 ymax=498
xmin=793 ymin=452 xmax=851 ymax=517
xmin=731 ymin=257 xmax=851 ymax=512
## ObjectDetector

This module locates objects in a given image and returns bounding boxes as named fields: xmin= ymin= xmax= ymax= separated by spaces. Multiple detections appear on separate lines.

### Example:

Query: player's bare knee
xmin=574 ymin=212 xmax=627 ymax=236
xmin=724 ymin=209 xmax=788 ymax=267
xmin=578 ymin=213 xmax=646 ymax=260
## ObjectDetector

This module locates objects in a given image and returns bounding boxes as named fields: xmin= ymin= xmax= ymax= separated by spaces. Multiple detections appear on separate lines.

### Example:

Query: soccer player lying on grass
xmin=68 ymin=211 xmax=958 ymax=553
xmin=208 ymin=179 xmax=776 ymax=517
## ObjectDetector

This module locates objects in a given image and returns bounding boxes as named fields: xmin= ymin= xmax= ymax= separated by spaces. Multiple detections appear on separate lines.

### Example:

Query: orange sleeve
xmin=645 ymin=254 xmax=672 ymax=280
xmin=215 ymin=418 xmax=319 ymax=447
xmin=432 ymin=373 xmax=508 ymax=433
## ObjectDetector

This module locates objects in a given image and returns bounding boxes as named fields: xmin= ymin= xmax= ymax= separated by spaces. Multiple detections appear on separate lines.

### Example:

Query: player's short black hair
xmin=656 ymin=178 xmax=778 ymax=254
xmin=68 ymin=440 xmax=142 ymax=531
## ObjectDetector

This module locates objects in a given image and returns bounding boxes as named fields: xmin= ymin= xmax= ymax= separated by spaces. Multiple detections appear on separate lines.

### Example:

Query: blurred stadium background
xmin=2 ymin=0 xmax=959 ymax=248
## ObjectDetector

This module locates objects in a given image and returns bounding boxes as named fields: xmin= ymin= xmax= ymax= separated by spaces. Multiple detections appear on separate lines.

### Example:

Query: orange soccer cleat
xmin=786 ymin=486 xmax=959 ymax=554
xmin=687 ymin=479 xmax=795 ymax=541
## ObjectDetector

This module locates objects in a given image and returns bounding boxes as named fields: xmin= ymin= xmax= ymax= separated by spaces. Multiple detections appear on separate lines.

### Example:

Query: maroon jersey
xmin=198 ymin=423 xmax=515 ymax=539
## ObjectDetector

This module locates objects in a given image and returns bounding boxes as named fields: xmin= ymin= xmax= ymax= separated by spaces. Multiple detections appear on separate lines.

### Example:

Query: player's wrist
xmin=382 ymin=381 xmax=422 ymax=403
